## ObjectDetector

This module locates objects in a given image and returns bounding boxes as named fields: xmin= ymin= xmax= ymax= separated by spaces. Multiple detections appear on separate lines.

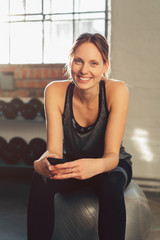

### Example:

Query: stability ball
xmin=52 ymin=181 xmax=150 ymax=240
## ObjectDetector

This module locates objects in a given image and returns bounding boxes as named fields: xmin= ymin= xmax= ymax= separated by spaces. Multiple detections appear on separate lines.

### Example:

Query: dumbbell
xmin=29 ymin=98 xmax=45 ymax=119
xmin=2 ymin=102 xmax=18 ymax=119
xmin=3 ymin=137 xmax=28 ymax=164
xmin=21 ymin=103 xmax=37 ymax=120
xmin=10 ymin=98 xmax=23 ymax=116
xmin=26 ymin=138 xmax=47 ymax=165
xmin=0 ymin=137 xmax=8 ymax=160
xmin=0 ymin=100 xmax=5 ymax=117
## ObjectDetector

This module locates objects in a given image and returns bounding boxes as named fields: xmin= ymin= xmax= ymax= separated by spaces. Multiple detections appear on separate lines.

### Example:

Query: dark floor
xmin=0 ymin=180 xmax=29 ymax=240
xmin=0 ymin=174 xmax=160 ymax=240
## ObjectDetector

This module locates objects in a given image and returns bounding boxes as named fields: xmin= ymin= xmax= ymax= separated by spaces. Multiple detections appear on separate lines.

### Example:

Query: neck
xmin=73 ymin=82 xmax=100 ymax=104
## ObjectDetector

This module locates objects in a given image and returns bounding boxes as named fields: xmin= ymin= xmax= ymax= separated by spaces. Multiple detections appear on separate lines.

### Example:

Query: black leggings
xmin=27 ymin=160 xmax=132 ymax=240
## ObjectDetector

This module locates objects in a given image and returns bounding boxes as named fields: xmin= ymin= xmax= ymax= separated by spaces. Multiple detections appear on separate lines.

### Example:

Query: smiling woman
xmin=70 ymin=41 xmax=109 ymax=90
xmin=27 ymin=33 xmax=132 ymax=240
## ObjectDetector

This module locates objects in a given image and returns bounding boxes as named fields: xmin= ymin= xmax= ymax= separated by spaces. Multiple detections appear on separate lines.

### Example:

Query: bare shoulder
xmin=103 ymin=78 xmax=129 ymax=111
xmin=44 ymin=80 xmax=71 ymax=113
xmin=45 ymin=80 xmax=71 ymax=95
xmin=104 ymin=78 xmax=129 ymax=92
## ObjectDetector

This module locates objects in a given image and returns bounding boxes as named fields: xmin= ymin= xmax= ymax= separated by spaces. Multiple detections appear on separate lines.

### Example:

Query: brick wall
xmin=0 ymin=64 xmax=67 ymax=98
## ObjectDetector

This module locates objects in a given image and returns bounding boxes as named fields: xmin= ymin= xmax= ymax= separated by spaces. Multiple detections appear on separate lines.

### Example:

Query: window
xmin=0 ymin=0 xmax=109 ymax=64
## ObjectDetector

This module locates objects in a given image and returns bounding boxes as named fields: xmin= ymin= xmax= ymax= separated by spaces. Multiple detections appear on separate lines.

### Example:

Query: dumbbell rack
xmin=0 ymin=97 xmax=46 ymax=171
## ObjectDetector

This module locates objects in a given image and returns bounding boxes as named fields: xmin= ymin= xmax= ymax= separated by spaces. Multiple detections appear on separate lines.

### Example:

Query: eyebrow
xmin=74 ymin=56 xmax=99 ymax=62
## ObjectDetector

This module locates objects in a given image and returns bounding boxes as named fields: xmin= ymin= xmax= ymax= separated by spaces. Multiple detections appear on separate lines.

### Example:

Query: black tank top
xmin=62 ymin=80 xmax=132 ymax=164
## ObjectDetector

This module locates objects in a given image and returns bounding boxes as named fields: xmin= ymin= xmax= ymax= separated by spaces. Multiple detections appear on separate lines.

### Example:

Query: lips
xmin=78 ymin=76 xmax=92 ymax=82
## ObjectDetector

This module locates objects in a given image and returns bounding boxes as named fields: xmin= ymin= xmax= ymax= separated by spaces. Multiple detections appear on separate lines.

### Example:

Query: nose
xmin=80 ymin=63 xmax=88 ymax=75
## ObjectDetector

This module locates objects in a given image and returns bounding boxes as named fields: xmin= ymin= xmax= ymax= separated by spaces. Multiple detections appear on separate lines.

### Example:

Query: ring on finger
xmin=70 ymin=168 xmax=74 ymax=173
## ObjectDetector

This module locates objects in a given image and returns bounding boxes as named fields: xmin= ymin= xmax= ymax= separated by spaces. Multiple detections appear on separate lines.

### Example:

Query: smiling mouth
xmin=78 ymin=76 xmax=92 ymax=81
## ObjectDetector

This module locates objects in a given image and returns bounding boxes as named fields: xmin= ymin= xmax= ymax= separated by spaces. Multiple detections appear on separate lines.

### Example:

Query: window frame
xmin=1 ymin=0 xmax=109 ymax=64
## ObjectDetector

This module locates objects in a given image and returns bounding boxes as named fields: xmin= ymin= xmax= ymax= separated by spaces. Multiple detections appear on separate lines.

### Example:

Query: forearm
xmin=49 ymin=153 xmax=119 ymax=180
xmin=100 ymin=152 xmax=119 ymax=173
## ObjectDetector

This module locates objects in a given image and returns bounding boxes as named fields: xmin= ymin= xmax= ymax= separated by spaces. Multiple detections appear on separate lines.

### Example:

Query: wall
xmin=0 ymin=64 xmax=66 ymax=98
xmin=111 ymin=0 xmax=160 ymax=179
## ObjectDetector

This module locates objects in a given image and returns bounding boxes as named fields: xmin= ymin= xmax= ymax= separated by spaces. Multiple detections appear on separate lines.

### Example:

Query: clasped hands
xmin=34 ymin=154 xmax=104 ymax=180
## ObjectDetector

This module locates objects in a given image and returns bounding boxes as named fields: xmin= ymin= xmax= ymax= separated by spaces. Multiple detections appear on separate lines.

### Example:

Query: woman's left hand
xmin=48 ymin=158 xmax=104 ymax=180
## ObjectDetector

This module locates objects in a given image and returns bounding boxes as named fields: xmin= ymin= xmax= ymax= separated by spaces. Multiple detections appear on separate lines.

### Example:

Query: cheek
xmin=93 ymin=68 xmax=104 ymax=77
xmin=71 ymin=64 xmax=81 ymax=76
xmin=71 ymin=63 xmax=77 ymax=72
xmin=71 ymin=66 xmax=78 ymax=79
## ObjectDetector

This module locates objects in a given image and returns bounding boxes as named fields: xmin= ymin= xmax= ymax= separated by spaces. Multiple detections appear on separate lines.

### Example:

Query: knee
xmin=97 ymin=172 xmax=125 ymax=196
xmin=107 ymin=172 xmax=125 ymax=189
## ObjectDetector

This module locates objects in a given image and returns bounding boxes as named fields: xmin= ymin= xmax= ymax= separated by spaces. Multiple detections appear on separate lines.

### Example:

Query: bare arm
xmin=34 ymin=81 xmax=67 ymax=177
xmin=45 ymin=82 xmax=64 ymax=157
xmin=101 ymin=81 xmax=129 ymax=171
xmin=50 ymin=81 xmax=130 ymax=180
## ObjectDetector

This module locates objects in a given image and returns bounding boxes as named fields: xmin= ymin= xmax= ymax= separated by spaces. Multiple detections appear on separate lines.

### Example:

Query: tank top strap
xmin=62 ymin=81 xmax=74 ymax=123
xmin=100 ymin=80 xmax=109 ymax=116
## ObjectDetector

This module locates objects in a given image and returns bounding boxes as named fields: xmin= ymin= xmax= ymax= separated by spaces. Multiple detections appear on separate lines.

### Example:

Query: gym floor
xmin=0 ymin=169 xmax=159 ymax=240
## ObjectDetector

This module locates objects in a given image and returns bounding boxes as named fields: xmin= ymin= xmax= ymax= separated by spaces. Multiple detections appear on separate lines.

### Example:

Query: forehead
xmin=74 ymin=42 xmax=103 ymax=60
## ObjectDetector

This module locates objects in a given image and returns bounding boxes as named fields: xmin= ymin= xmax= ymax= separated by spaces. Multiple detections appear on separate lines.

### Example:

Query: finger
xmin=50 ymin=167 xmax=77 ymax=175
xmin=54 ymin=161 xmax=78 ymax=169
xmin=48 ymin=165 xmax=57 ymax=171
xmin=48 ymin=163 xmax=67 ymax=171
xmin=48 ymin=174 xmax=55 ymax=179
xmin=53 ymin=172 xmax=78 ymax=180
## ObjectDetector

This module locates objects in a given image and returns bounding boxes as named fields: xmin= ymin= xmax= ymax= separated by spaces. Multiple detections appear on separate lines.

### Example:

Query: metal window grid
xmin=2 ymin=0 xmax=109 ymax=64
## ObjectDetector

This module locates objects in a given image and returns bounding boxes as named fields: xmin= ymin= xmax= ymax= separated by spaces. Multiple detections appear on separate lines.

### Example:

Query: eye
xmin=74 ymin=58 xmax=83 ymax=64
xmin=91 ymin=61 xmax=98 ymax=66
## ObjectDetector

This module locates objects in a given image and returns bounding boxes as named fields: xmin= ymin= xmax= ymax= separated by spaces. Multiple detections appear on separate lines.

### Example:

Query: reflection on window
xmin=10 ymin=22 xmax=42 ymax=64
xmin=131 ymin=128 xmax=154 ymax=162
xmin=0 ymin=0 xmax=108 ymax=64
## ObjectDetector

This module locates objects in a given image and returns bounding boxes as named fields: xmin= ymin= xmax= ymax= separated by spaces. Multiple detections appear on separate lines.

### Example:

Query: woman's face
xmin=71 ymin=42 xmax=108 ymax=90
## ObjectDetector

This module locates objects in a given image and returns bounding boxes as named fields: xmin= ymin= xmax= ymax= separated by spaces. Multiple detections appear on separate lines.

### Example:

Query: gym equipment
xmin=2 ymin=102 xmax=18 ymax=119
xmin=0 ymin=98 xmax=45 ymax=119
xmin=10 ymin=98 xmax=23 ymax=116
xmin=21 ymin=103 xmax=37 ymax=120
xmin=9 ymin=137 xmax=28 ymax=162
xmin=52 ymin=181 xmax=151 ymax=240
xmin=39 ymin=102 xmax=45 ymax=119
xmin=3 ymin=143 xmax=19 ymax=164
xmin=0 ymin=137 xmax=7 ymax=159
xmin=29 ymin=98 xmax=45 ymax=118
xmin=26 ymin=138 xmax=46 ymax=165
xmin=0 ymin=100 xmax=5 ymax=116
xmin=3 ymin=137 xmax=27 ymax=164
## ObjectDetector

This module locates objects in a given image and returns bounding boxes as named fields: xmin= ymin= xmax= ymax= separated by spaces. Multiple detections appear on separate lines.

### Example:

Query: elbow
xmin=115 ymin=156 xmax=119 ymax=169
xmin=102 ymin=152 xmax=119 ymax=171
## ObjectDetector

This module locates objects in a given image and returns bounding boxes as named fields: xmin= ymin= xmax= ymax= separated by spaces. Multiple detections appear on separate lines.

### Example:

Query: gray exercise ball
xmin=52 ymin=181 xmax=151 ymax=240
xmin=125 ymin=181 xmax=151 ymax=240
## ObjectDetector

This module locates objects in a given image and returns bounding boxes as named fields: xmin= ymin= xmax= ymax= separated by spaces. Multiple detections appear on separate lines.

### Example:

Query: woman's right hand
xmin=33 ymin=153 xmax=59 ymax=178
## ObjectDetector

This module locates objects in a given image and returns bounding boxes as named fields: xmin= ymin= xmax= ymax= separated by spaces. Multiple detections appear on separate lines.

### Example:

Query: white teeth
xmin=79 ymin=77 xmax=91 ymax=81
